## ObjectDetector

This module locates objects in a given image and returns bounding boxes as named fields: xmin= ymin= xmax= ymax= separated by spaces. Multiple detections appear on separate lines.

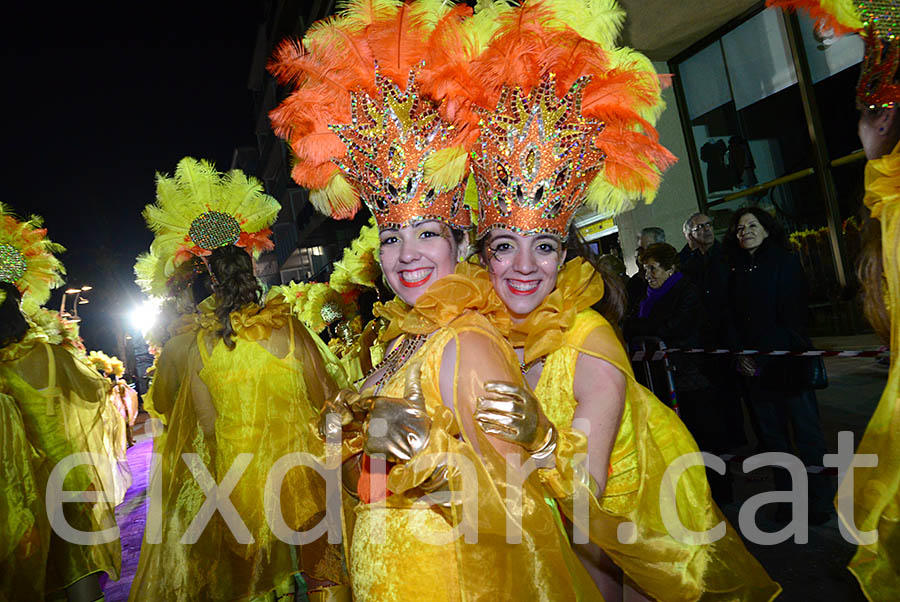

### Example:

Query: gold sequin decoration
xmin=188 ymin=210 xmax=242 ymax=250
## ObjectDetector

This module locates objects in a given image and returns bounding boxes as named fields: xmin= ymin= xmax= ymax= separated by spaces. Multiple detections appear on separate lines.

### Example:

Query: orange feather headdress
xmin=416 ymin=0 xmax=677 ymax=239
xmin=267 ymin=0 xmax=475 ymax=230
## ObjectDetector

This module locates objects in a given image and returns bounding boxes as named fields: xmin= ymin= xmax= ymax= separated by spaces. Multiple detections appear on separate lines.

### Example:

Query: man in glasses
xmin=680 ymin=212 xmax=746 ymax=451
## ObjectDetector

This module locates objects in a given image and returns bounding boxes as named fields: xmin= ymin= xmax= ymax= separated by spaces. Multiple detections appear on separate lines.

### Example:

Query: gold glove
xmin=475 ymin=381 xmax=556 ymax=456
xmin=363 ymin=360 xmax=431 ymax=463
xmin=317 ymin=388 xmax=366 ymax=440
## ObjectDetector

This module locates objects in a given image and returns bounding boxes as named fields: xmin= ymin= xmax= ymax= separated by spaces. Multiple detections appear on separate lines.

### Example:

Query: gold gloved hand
xmin=475 ymin=381 xmax=557 ymax=457
xmin=317 ymin=388 xmax=367 ymax=440
xmin=363 ymin=360 xmax=431 ymax=463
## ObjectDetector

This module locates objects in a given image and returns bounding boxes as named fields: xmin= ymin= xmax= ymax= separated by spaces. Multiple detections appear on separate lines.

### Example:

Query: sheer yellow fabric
xmin=844 ymin=145 xmax=900 ymax=600
xmin=0 ymin=384 xmax=49 ymax=601
xmin=417 ymin=260 xmax=779 ymax=601
xmin=537 ymin=310 xmax=779 ymax=602
xmin=129 ymin=296 xmax=349 ymax=601
xmin=0 ymin=333 xmax=121 ymax=595
xmin=349 ymin=306 xmax=601 ymax=602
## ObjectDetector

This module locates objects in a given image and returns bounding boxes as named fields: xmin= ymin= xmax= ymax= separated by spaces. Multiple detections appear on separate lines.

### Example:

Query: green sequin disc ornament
xmin=0 ymin=243 xmax=27 ymax=284
xmin=189 ymin=211 xmax=241 ymax=250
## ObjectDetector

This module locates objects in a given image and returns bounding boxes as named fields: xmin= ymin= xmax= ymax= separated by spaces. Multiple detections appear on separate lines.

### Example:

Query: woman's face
xmin=484 ymin=230 xmax=565 ymax=320
xmin=736 ymin=213 xmax=768 ymax=254
xmin=379 ymin=220 xmax=459 ymax=306
xmin=643 ymin=259 xmax=673 ymax=289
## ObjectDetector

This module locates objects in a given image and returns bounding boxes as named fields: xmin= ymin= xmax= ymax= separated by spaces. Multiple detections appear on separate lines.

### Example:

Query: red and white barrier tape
xmin=630 ymin=347 xmax=889 ymax=362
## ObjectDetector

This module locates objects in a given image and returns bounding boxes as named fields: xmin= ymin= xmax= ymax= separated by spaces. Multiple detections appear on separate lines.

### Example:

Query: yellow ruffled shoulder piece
xmin=0 ymin=327 xmax=49 ymax=363
xmin=506 ymin=257 xmax=605 ymax=363
xmin=197 ymin=290 xmax=291 ymax=342
xmin=372 ymin=261 xmax=512 ymax=342
xmin=864 ymin=140 xmax=900 ymax=221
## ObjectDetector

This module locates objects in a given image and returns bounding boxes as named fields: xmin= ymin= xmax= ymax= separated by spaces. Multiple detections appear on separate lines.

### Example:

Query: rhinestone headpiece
xmin=329 ymin=66 xmax=470 ymax=231
xmin=472 ymin=73 xmax=607 ymax=239
xmin=0 ymin=243 xmax=27 ymax=285
xmin=858 ymin=1 xmax=900 ymax=108
xmin=188 ymin=210 xmax=242 ymax=251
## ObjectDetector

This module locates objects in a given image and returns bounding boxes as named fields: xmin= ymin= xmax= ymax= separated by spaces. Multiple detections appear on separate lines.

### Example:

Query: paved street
xmin=717 ymin=335 xmax=890 ymax=601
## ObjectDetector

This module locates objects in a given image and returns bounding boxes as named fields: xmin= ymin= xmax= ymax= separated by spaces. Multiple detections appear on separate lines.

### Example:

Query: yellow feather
xmin=424 ymin=145 xmax=469 ymax=190
xmin=544 ymin=0 xmax=625 ymax=48
xmin=309 ymin=172 xmax=361 ymax=218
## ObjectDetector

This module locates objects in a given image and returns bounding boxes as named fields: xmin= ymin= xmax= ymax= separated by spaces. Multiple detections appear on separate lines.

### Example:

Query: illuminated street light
xmin=129 ymin=298 xmax=161 ymax=335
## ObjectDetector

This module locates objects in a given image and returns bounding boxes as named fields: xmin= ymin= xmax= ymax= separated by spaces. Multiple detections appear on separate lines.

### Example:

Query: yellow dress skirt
xmin=347 ymin=311 xmax=601 ymax=602
xmin=130 ymin=298 xmax=349 ymax=601
xmin=0 ymin=380 xmax=49 ymax=602
xmin=533 ymin=309 xmax=781 ymax=602
xmin=0 ymin=333 xmax=121 ymax=596
xmin=842 ymin=144 xmax=900 ymax=600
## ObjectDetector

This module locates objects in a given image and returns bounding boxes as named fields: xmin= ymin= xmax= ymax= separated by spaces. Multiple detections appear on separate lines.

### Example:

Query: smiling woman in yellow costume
xmin=769 ymin=1 xmax=900 ymax=599
xmin=0 ymin=203 xmax=120 ymax=602
xmin=405 ymin=1 xmax=781 ymax=600
xmin=127 ymin=158 xmax=349 ymax=602
xmin=268 ymin=1 xmax=601 ymax=600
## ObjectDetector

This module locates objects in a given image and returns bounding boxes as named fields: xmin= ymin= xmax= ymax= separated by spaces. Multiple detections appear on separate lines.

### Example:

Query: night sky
xmin=2 ymin=3 xmax=266 ymax=354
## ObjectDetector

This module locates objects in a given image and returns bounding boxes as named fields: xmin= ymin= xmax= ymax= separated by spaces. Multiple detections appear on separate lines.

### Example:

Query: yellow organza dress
xmin=345 ymin=295 xmax=601 ymax=602
xmin=423 ymin=260 xmax=780 ymax=602
xmin=842 ymin=145 xmax=900 ymax=601
xmin=0 ymin=328 xmax=121 ymax=596
xmin=0 ymin=368 xmax=49 ymax=602
xmin=129 ymin=294 xmax=349 ymax=601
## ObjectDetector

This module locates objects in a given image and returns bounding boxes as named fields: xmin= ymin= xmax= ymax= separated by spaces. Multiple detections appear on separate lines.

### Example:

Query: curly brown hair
xmin=207 ymin=245 xmax=263 ymax=350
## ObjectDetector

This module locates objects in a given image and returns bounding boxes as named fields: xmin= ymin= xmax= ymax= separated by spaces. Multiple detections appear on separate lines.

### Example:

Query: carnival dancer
xmin=128 ymin=158 xmax=349 ymax=601
xmin=767 ymin=2 xmax=900 ymax=599
xmin=268 ymin=2 xmax=601 ymax=600
xmin=407 ymin=1 xmax=781 ymax=600
xmin=0 ymin=203 xmax=120 ymax=602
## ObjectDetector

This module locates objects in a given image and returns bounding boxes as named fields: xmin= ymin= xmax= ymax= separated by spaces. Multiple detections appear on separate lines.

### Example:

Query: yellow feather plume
xmin=424 ymin=146 xmax=469 ymax=191
xmin=543 ymin=0 xmax=626 ymax=48
xmin=0 ymin=202 xmax=66 ymax=306
xmin=142 ymin=157 xmax=281 ymax=278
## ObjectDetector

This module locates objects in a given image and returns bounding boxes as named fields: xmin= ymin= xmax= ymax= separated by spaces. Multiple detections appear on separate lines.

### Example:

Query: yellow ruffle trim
xmin=864 ymin=141 xmax=900 ymax=220
xmin=197 ymin=291 xmax=292 ymax=341
xmin=372 ymin=262 xmax=512 ymax=342
xmin=372 ymin=258 xmax=603 ymax=364
xmin=507 ymin=257 xmax=605 ymax=363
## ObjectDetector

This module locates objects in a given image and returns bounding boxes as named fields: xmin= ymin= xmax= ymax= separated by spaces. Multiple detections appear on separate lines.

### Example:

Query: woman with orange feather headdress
xmin=269 ymin=1 xmax=604 ymax=600
xmin=405 ymin=1 xmax=780 ymax=600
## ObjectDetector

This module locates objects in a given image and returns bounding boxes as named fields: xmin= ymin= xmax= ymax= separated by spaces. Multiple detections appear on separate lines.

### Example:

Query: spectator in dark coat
xmin=624 ymin=243 xmax=731 ymax=504
xmin=680 ymin=212 xmax=746 ymax=448
xmin=725 ymin=206 xmax=832 ymax=524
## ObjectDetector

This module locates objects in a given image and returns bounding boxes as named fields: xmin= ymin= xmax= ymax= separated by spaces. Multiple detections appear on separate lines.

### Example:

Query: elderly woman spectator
xmin=725 ymin=206 xmax=832 ymax=524
xmin=624 ymin=242 xmax=731 ymax=503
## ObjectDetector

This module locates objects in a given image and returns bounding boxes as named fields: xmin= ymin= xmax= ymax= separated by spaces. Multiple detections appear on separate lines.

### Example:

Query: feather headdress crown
xmin=0 ymin=202 xmax=65 ymax=305
xmin=267 ymin=0 xmax=475 ymax=230
xmin=425 ymin=0 xmax=676 ymax=239
xmin=142 ymin=157 xmax=280 ymax=278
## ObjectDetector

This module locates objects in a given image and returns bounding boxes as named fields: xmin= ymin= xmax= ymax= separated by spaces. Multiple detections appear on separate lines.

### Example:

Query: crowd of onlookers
xmin=603 ymin=209 xmax=834 ymax=524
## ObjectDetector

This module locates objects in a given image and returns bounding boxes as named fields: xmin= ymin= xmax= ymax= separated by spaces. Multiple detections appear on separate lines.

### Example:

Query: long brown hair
xmin=207 ymin=245 xmax=263 ymax=349
xmin=857 ymin=211 xmax=890 ymax=342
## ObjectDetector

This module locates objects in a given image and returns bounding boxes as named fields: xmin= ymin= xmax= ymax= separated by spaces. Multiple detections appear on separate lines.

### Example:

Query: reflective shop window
xmin=680 ymin=9 xmax=813 ymax=204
